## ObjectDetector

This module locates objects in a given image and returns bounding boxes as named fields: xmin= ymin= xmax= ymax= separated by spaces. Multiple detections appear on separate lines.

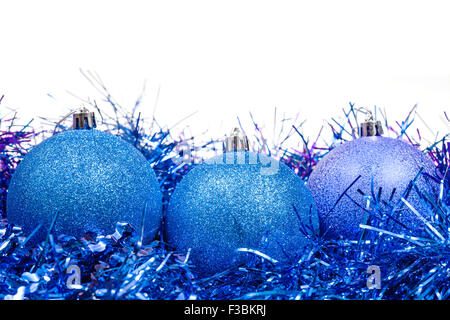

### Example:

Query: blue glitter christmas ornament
xmin=166 ymin=128 xmax=318 ymax=275
xmin=7 ymin=108 xmax=162 ymax=244
xmin=307 ymin=115 xmax=438 ymax=240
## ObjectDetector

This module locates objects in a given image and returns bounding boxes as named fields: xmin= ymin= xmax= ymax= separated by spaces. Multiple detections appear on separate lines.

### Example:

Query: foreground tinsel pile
xmin=0 ymin=91 xmax=448 ymax=299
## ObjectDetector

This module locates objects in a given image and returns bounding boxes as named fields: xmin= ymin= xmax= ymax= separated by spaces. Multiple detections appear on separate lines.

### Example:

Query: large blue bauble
xmin=7 ymin=129 xmax=162 ymax=244
xmin=307 ymin=136 xmax=438 ymax=240
xmin=166 ymin=151 xmax=318 ymax=275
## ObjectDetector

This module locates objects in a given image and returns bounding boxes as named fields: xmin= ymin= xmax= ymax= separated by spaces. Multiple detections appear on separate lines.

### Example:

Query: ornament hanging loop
xmin=357 ymin=108 xmax=383 ymax=137
xmin=225 ymin=127 xmax=249 ymax=152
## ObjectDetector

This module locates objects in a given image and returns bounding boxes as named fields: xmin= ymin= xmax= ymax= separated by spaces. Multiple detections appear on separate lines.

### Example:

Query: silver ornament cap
xmin=224 ymin=127 xmax=249 ymax=152
xmin=359 ymin=111 xmax=383 ymax=137
xmin=73 ymin=107 xmax=97 ymax=130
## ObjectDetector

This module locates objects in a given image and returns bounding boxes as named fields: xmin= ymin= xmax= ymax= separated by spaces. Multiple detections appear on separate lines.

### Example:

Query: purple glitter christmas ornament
xmin=307 ymin=113 xmax=439 ymax=240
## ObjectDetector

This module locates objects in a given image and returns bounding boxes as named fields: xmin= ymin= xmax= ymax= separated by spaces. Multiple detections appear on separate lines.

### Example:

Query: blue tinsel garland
xmin=0 ymin=88 xmax=448 ymax=300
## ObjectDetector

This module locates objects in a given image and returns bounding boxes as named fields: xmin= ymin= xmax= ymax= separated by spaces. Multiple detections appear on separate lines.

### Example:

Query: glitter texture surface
xmin=307 ymin=136 xmax=438 ymax=239
xmin=6 ymin=129 xmax=162 ymax=244
xmin=166 ymin=151 xmax=318 ymax=275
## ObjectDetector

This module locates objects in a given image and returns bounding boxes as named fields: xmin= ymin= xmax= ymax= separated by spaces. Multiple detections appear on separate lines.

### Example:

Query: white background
xmin=0 ymin=0 xmax=449 ymax=145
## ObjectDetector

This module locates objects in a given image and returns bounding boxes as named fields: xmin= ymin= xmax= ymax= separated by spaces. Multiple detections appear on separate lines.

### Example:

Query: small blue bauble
xmin=7 ymin=129 xmax=162 ymax=244
xmin=166 ymin=151 xmax=318 ymax=275
xmin=307 ymin=136 xmax=438 ymax=240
